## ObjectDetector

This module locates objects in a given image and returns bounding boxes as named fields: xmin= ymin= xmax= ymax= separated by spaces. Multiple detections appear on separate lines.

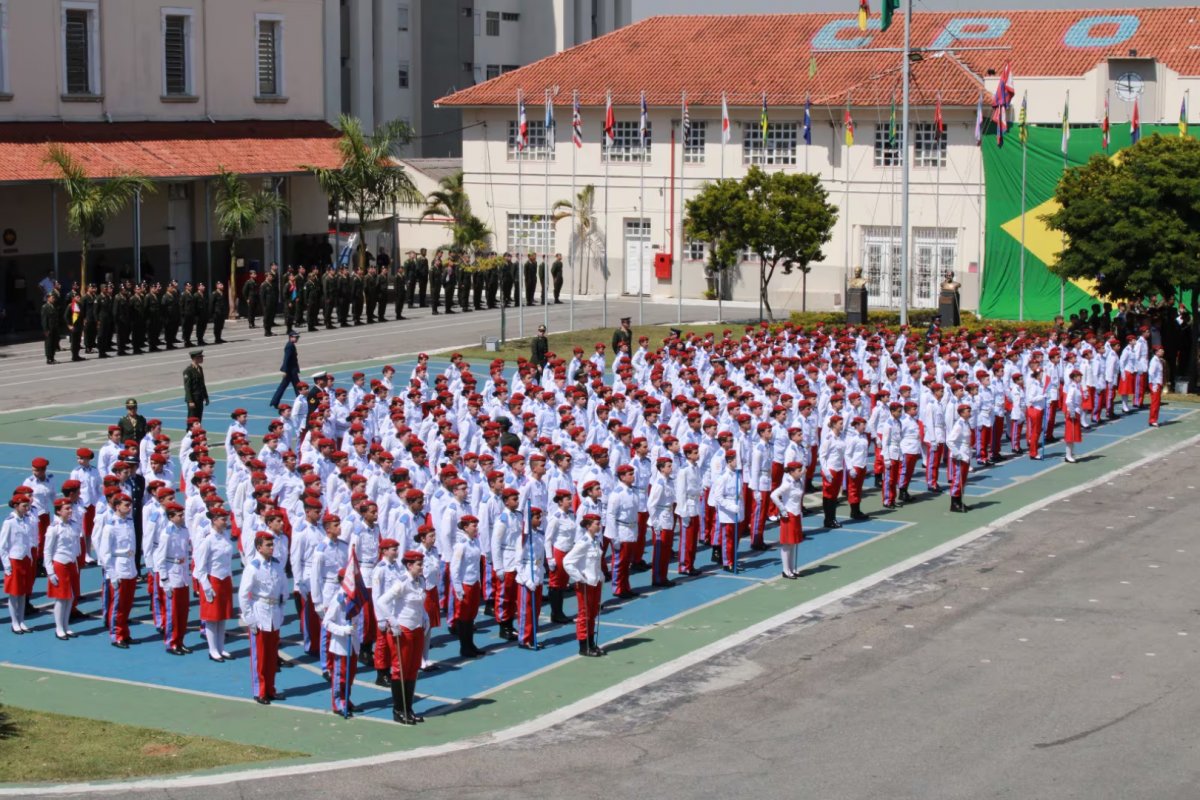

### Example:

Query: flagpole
xmin=845 ymin=93 xmax=852 ymax=304
xmin=677 ymin=90 xmax=686 ymax=326
xmin=1018 ymin=97 xmax=1028 ymax=322
xmin=544 ymin=88 xmax=552 ymax=330
xmin=603 ymin=91 xmax=610 ymax=329
xmin=638 ymin=91 xmax=647 ymax=326
xmin=569 ymin=90 xmax=577 ymax=332
xmin=718 ymin=92 xmax=726 ymax=324
xmin=898 ymin=0 xmax=912 ymax=326
xmin=1060 ymin=89 xmax=1068 ymax=318
xmin=517 ymin=90 xmax=525 ymax=339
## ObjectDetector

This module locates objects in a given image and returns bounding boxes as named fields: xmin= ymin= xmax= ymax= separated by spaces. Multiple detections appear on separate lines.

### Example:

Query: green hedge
xmin=787 ymin=310 xmax=1056 ymax=336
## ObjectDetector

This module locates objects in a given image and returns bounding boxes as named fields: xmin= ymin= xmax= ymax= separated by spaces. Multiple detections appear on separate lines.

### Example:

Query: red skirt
xmin=779 ymin=513 xmax=804 ymax=545
xmin=1064 ymin=415 xmax=1082 ymax=444
xmin=46 ymin=561 xmax=78 ymax=600
xmin=3 ymin=557 xmax=33 ymax=596
xmin=198 ymin=575 xmax=235 ymax=621
xmin=1117 ymin=371 xmax=1134 ymax=395
xmin=423 ymin=586 xmax=441 ymax=628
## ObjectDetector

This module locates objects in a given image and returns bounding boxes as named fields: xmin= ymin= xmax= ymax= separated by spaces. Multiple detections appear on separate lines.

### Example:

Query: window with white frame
xmin=255 ymin=15 xmax=283 ymax=97
xmin=398 ymin=60 xmax=409 ymax=88
xmin=603 ymin=120 xmax=650 ymax=162
xmin=397 ymin=3 xmax=409 ymax=31
xmin=162 ymin=10 xmax=193 ymax=97
xmin=485 ymin=10 xmax=499 ymax=36
xmin=0 ymin=1 xmax=9 ymax=95
xmin=742 ymin=121 xmax=798 ymax=166
xmin=740 ymin=245 xmax=755 ymax=263
xmin=62 ymin=2 xmax=101 ymax=96
xmin=913 ymin=123 xmax=947 ymax=168
xmin=683 ymin=120 xmax=706 ymax=164
xmin=506 ymin=119 xmax=554 ymax=160
xmin=873 ymin=124 xmax=903 ymax=167
xmin=507 ymin=214 xmax=552 ymax=255
xmin=685 ymin=240 xmax=706 ymax=261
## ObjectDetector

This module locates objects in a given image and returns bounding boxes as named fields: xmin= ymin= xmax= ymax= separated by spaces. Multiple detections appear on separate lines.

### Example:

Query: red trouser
xmin=739 ymin=486 xmax=753 ymax=538
xmin=83 ymin=505 xmax=95 ymax=553
xmin=248 ymin=627 xmax=280 ymax=700
xmin=846 ymin=466 xmax=866 ymax=504
xmin=701 ymin=490 xmax=715 ymax=544
xmin=924 ymin=443 xmax=944 ymax=489
xmin=678 ymin=515 xmax=699 ymax=573
xmin=749 ymin=490 xmax=769 ymax=546
xmin=874 ymin=435 xmax=885 ymax=476
xmin=900 ymin=453 xmax=920 ymax=489
xmin=652 ymin=524 xmax=675 ymax=584
xmin=330 ymin=653 xmax=358 ymax=715
xmin=1009 ymin=420 xmax=1025 ymax=452
xmin=720 ymin=522 xmax=740 ymax=568
xmin=163 ymin=585 xmax=189 ymax=649
xmin=978 ymin=424 xmax=992 ymax=462
xmin=451 ymin=582 xmax=482 ymax=630
xmin=516 ymin=584 xmax=543 ymax=645
xmin=493 ymin=570 xmax=517 ymax=622
xmin=359 ymin=588 xmax=377 ymax=648
xmin=392 ymin=625 xmax=424 ymax=682
xmin=1045 ymin=401 xmax=1059 ymax=437
xmin=949 ymin=458 xmax=970 ymax=498
xmin=1135 ymin=373 xmax=1146 ymax=406
xmin=374 ymin=622 xmax=397 ymax=670
xmin=108 ymin=577 xmax=136 ymax=643
xmin=610 ymin=541 xmax=634 ymax=594
xmin=822 ymin=470 xmax=844 ymax=500
xmin=1027 ymin=407 xmax=1045 ymax=458
xmin=990 ymin=418 xmax=1004 ymax=460
xmin=574 ymin=581 xmax=601 ymax=641
xmin=549 ymin=548 xmax=570 ymax=589
xmin=1149 ymin=384 xmax=1163 ymax=425
xmin=36 ymin=513 xmax=49 ymax=566
xmin=296 ymin=591 xmax=321 ymax=656
xmin=634 ymin=511 xmax=649 ymax=563
xmin=883 ymin=459 xmax=900 ymax=505
xmin=767 ymin=462 xmax=784 ymax=516
xmin=805 ymin=446 xmax=818 ymax=486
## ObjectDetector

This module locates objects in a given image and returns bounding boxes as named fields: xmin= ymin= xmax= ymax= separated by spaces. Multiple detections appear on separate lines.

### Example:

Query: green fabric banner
xmin=979 ymin=122 xmax=1182 ymax=321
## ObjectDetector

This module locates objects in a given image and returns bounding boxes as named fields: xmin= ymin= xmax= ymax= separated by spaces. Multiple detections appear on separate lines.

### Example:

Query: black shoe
xmin=651 ymin=580 xmax=676 ymax=588
xmin=255 ymin=696 xmax=271 ymax=705
xmin=112 ymin=640 xmax=130 ymax=649
xmin=167 ymin=646 xmax=186 ymax=656
xmin=322 ymin=670 xmax=331 ymax=682
xmin=180 ymin=644 xmax=193 ymax=654
xmin=375 ymin=670 xmax=391 ymax=686
xmin=347 ymin=702 xmax=363 ymax=713
xmin=209 ymin=654 xmax=226 ymax=663
xmin=269 ymin=692 xmax=285 ymax=701
xmin=615 ymin=591 xmax=637 ymax=600
xmin=710 ymin=546 xmax=721 ymax=563
xmin=56 ymin=633 xmax=69 ymax=641
xmin=631 ymin=562 xmax=650 ymax=573
xmin=551 ymin=613 xmax=573 ymax=624
xmin=72 ymin=356 xmax=85 ymax=362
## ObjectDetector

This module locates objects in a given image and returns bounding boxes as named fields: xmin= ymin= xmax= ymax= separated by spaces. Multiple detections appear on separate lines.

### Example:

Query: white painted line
xmin=4 ymin=428 xmax=1198 ymax=796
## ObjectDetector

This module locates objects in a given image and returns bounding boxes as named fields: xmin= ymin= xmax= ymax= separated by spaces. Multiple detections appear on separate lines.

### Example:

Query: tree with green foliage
xmin=421 ymin=170 xmax=492 ymax=257
xmin=44 ymin=144 xmax=154 ymax=288
xmin=212 ymin=167 xmax=290 ymax=313
xmin=1045 ymin=133 xmax=1200 ymax=388
xmin=686 ymin=166 xmax=838 ymax=320
xmin=552 ymin=184 xmax=601 ymax=294
xmin=305 ymin=115 xmax=423 ymax=271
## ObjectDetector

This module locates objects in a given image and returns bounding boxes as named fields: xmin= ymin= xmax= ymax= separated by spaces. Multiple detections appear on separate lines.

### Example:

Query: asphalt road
xmin=0 ymin=297 xmax=736 ymax=414
xmin=80 ymin=426 xmax=1200 ymax=800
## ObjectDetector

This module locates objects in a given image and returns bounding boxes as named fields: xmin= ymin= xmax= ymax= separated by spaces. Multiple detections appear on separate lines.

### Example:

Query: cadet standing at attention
xmin=183 ymin=350 xmax=210 ymax=423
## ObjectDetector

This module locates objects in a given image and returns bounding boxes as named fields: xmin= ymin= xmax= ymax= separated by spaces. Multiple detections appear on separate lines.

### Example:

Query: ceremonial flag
xmin=934 ymin=92 xmax=945 ymax=134
xmin=1101 ymin=92 xmax=1110 ymax=150
xmin=887 ymin=93 xmax=897 ymax=145
xmin=721 ymin=92 xmax=731 ymax=144
xmin=681 ymin=91 xmax=690 ymax=139
xmin=1130 ymin=97 xmax=1141 ymax=144
xmin=544 ymin=91 xmax=555 ymax=137
xmin=572 ymin=92 xmax=583 ymax=148
xmin=1180 ymin=94 xmax=1189 ymax=138
xmin=844 ymin=106 xmax=855 ymax=146
xmin=517 ymin=94 xmax=528 ymax=151
xmin=1018 ymin=91 xmax=1028 ymax=144
xmin=639 ymin=90 xmax=650 ymax=148
xmin=340 ymin=544 xmax=368 ymax=614
xmin=603 ymin=91 xmax=615 ymax=148
xmin=1060 ymin=94 xmax=1070 ymax=155
xmin=808 ymin=55 xmax=817 ymax=79
xmin=881 ymin=0 xmax=899 ymax=32
xmin=974 ymin=93 xmax=983 ymax=146
xmin=858 ymin=0 xmax=869 ymax=32
xmin=803 ymin=97 xmax=812 ymax=145
xmin=991 ymin=62 xmax=1014 ymax=146
xmin=760 ymin=92 xmax=769 ymax=140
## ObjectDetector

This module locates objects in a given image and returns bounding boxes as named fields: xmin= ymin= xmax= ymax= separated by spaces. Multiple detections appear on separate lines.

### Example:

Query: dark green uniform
xmin=114 ymin=289 xmax=131 ymax=355
xmin=551 ymin=257 xmax=564 ymax=303
xmin=118 ymin=411 xmax=148 ymax=444
xmin=305 ymin=275 xmax=322 ymax=331
xmin=364 ymin=269 xmax=378 ymax=323
xmin=322 ymin=269 xmax=336 ymax=328
xmin=130 ymin=290 xmax=146 ymax=354
xmin=531 ymin=333 xmax=549 ymax=369
xmin=180 ymin=288 xmax=196 ymax=346
xmin=195 ymin=289 xmax=210 ymax=344
xmin=336 ymin=269 xmax=351 ymax=326
xmin=145 ymin=287 xmax=162 ymax=351
xmin=210 ymin=287 xmax=228 ymax=343
xmin=393 ymin=259 xmax=408 ymax=320
xmin=162 ymin=287 xmax=181 ymax=348
xmin=260 ymin=277 xmax=277 ymax=336
xmin=83 ymin=290 xmax=97 ymax=352
xmin=612 ymin=324 xmax=633 ymax=356
xmin=241 ymin=278 xmax=259 ymax=327
xmin=183 ymin=360 xmax=209 ymax=422
xmin=40 ymin=299 xmax=59 ymax=364
xmin=351 ymin=269 xmax=364 ymax=324
xmin=97 ymin=290 xmax=114 ymax=357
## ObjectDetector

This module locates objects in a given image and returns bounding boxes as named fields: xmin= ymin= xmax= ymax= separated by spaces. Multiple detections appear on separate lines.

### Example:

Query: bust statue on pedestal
xmin=938 ymin=271 xmax=961 ymax=327
xmin=847 ymin=266 xmax=869 ymax=323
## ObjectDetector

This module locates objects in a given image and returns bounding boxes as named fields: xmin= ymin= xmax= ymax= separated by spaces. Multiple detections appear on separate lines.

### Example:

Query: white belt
xmin=255 ymin=595 xmax=281 ymax=605
xmin=115 ymin=550 xmax=133 ymax=557
xmin=170 ymin=558 xmax=186 ymax=564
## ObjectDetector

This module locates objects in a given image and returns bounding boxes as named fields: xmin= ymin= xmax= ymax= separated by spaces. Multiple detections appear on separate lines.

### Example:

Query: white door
xmin=862 ymin=226 xmax=900 ymax=307
xmin=167 ymin=183 xmax=193 ymax=284
xmin=913 ymin=228 xmax=957 ymax=309
xmin=623 ymin=218 xmax=651 ymax=295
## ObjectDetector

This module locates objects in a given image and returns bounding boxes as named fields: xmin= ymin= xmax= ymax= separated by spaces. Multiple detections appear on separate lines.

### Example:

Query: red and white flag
xmin=721 ymin=92 xmax=731 ymax=144
xmin=572 ymin=92 xmax=583 ymax=148
xmin=603 ymin=92 xmax=615 ymax=148
xmin=517 ymin=94 xmax=529 ymax=151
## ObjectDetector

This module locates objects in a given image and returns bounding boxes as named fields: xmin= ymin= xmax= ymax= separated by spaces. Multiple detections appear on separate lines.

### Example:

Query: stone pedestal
xmin=938 ymin=289 xmax=961 ymax=327
xmin=847 ymin=287 xmax=869 ymax=324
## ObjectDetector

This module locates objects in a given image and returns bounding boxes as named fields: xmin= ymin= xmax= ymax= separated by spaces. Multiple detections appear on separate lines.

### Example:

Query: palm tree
xmin=552 ymin=184 xmax=600 ymax=294
xmin=44 ymin=144 xmax=154 ymax=288
xmin=212 ymin=167 xmax=290 ymax=315
xmin=305 ymin=114 xmax=423 ymax=271
xmin=421 ymin=171 xmax=492 ymax=256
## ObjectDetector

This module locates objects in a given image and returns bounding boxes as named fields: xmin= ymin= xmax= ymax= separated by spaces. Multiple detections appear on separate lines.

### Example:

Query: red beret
xmin=60 ymin=479 xmax=81 ymax=492
xmin=76 ymin=448 xmax=94 ymax=459
xmin=31 ymin=457 xmax=49 ymax=469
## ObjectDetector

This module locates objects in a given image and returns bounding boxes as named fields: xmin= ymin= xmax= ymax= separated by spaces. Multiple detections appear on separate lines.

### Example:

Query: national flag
xmin=1130 ymin=98 xmax=1141 ymax=144
xmin=544 ymin=91 xmax=555 ymax=138
xmin=340 ymin=543 xmax=367 ymax=614
xmin=1061 ymin=95 xmax=1070 ymax=155
xmin=934 ymin=92 xmax=945 ymax=135
xmin=639 ymin=91 xmax=650 ymax=148
xmin=760 ymin=92 xmax=769 ymax=141
xmin=803 ymin=97 xmax=812 ymax=146
xmin=974 ymin=94 xmax=983 ymax=146
xmin=844 ymin=106 xmax=855 ymax=146
xmin=808 ymin=55 xmax=817 ymax=79
xmin=1180 ymin=94 xmax=1189 ymax=138
xmin=1018 ymin=91 xmax=1028 ymax=145
xmin=681 ymin=91 xmax=690 ymax=139
xmin=603 ymin=92 xmax=615 ymax=148
xmin=858 ymin=0 xmax=869 ymax=32
xmin=881 ymin=0 xmax=899 ymax=32
xmin=721 ymin=93 xmax=731 ymax=144
xmin=517 ymin=94 xmax=528 ymax=151
xmin=571 ymin=93 xmax=583 ymax=148
xmin=1101 ymin=92 xmax=1110 ymax=150
xmin=887 ymin=93 xmax=897 ymax=146
xmin=991 ymin=62 xmax=1014 ymax=146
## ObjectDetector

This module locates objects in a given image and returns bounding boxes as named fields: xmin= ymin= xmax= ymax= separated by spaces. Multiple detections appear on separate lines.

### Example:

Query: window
xmin=501 ymin=64 xmax=518 ymax=74
xmin=256 ymin=16 xmax=283 ymax=97
xmin=913 ymin=123 xmax=947 ymax=168
xmin=683 ymin=120 xmax=706 ymax=164
xmin=397 ymin=3 xmax=409 ymax=31
xmin=603 ymin=120 xmax=650 ymax=162
xmin=507 ymin=119 xmax=554 ymax=160
xmin=501 ymin=11 xmax=519 ymax=21
xmin=486 ymin=64 xmax=500 ymax=79
xmin=162 ymin=11 xmax=192 ymax=97
xmin=873 ymin=125 xmax=903 ymax=167
xmin=742 ymin=121 xmax=798 ymax=166
xmin=0 ymin=1 xmax=10 ymax=95
xmin=508 ymin=214 xmax=552 ymax=255
xmin=62 ymin=3 xmax=100 ymax=96
xmin=740 ymin=245 xmax=755 ymax=263
xmin=485 ymin=10 xmax=499 ymax=36
xmin=685 ymin=240 xmax=706 ymax=261
xmin=462 ymin=61 xmax=473 ymax=72
xmin=397 ymin=60 xmax=409 ymax=88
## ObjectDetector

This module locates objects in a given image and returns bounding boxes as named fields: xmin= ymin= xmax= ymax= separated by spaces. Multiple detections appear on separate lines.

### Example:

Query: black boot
xmin=375 ymin=668 xmax=391 ymax=687
xmin=710 ymin=545 xmax=721 ymax=564
xmin=404 ymin=682 xmax=424 ymax=722
xmin=899 ymin=488 xmax=913 ymax=503
xmin=587 ymin=634 xmax=607 ymax=656
xmin=823 ymin=499 xmax=842 ymax=529
xmin=578 ymin=638 xmax=592 ymax=656
xmin=391 ymin=681 xmax=414 ymax=725
xmin=873 ymin=473 xmax=882 ymax=489
xmin=549 ymin=588 xmax=572 ymax=624
xmin=850 ymin=503 xmax=869 ymax=521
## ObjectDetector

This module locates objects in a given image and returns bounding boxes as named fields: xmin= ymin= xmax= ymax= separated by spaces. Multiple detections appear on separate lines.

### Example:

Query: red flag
xmin=934 ymin=94 xmax=945 ymax=134
xmin=603 ymin=92 xmax=615 ymax=147
xmin=340 ymin=543 xmax=367 ymax=612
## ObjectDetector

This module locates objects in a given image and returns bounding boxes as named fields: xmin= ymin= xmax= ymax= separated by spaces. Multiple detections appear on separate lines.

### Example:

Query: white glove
xmin=547 ymin=558 xmax=557 ymax=572
xmin=48 ymin=573 xmax=59 ymax=587
xmin=204 ymin=591 xmax=215 ymax=604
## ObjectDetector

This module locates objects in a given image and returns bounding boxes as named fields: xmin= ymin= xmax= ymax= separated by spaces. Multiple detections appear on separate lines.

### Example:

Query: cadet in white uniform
xmin=563 ymin=513 xmax=606 ymax=656
xmin=238 ymin=531 xmax=289 ymax=704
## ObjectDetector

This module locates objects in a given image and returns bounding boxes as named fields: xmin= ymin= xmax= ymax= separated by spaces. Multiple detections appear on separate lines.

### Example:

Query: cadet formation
xmin=37 ymin=250 xmax=567 ymax=365
xmin=2 ymin=317 xmax=1168 ymax=726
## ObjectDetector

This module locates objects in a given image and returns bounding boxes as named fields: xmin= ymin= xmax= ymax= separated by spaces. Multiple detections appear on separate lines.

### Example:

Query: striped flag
xmin=721 ymin=93 xmax=731 ymax=144
xmin=603 ymin=91 xmax=615 ymax=148
xmin=639 ymin=91 xmax=650 ymax=148
xmin=1180 ymin=94 xmax=1189 ymax=138
xmin=681 ymin=91 xmax=690 ymax=138
xmin=1131 ymin=98 xmax=1141 ymax=144
xmin=991 ymin=62 xmax=1015 ymax=146
xmin=544 ymin=91 xmax=555 ymax=141
xmin=1101 ymin=92 xmax=1110 ymax=150
xmin=517 ymin=94 xmax=528 ymax=151
xmin=803 ymin=97 xmax=812 ymax=145
xmin=571 ymin=92 xmax=583 ymax=148
xmin=760 ymin=92 xmax=769 ymax=140
xmin=974 ymin=94 xmax=983 ymax=146
xmin=844 ymin=106 xmax=855 ymax=146
xmin=1061 ymin=93 xmax=1070 ymax=156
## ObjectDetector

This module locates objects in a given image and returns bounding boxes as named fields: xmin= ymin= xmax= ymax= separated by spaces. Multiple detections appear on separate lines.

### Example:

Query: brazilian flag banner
xmin=979 ymin=122 xmax=1182 ymax=321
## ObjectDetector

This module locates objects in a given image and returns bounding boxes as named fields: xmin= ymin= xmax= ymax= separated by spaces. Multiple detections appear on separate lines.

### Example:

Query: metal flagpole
xmin=517 ymin=89 xmax=525 ymax=338
xmin=570 ymin=90 xmax=578 ymax=332
xmin=718 ymin=92 xmax=727 ymax=324
xmin=845 ymin=93 xmax=852 ymax=300
xmin=678 ymin=90 xmax=686 ymax=325
xmin=1060 ymin=89 xmax=1069 ymax=318
xmin=638 ymin=90 xmax=647 ymax=326
xmin=898 ymin=0 xmax=912 ymax=326
xmin=603 ymin=91 xmax=610 ymax=329
xmin=1018 ymin=91 xmax=1028 ymax=322
xmin=545 ymin=88 xmax=552 ymax=329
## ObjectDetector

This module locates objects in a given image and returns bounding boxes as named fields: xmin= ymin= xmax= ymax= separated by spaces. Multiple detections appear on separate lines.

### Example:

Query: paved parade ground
xmin=0 ymin=304 xmax=1197 ymax=797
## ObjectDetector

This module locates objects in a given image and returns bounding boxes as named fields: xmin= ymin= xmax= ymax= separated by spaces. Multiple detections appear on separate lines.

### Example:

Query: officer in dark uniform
xmin=442 ymin=256 xmax=456 ymax=314
xmin=162 ymin=282 xmax=181 ymax=349
xmin=114 ymin=284 xmax=131 ymax=356
xmin=195 ymin=283 xmax=211 ymax=345
xmin=551 ymin=253 xmax=564 ymax=304
xmin=306 ymin=271 xmax=323 ymax=332
xmin=183 ymin=350 xmax=210 ymax=423
xmin=180 ymin=282 xmax=197 ymax=347
xmin=364 ymin=266 xmax=378 ymax=323
xmin=130 ymin=285 xmax=146 ymax=354
xmin=260 ymin=272 xmax=278 ymax=336
xmin=210 ymin=281 xmax=229 ymax=343
xmin=415 ymin=248 xmax=429 ymax=307
xmin=83 ymin=284 xmax=98 ymax=353
xmin=66 ymin=289 xmax=84 ymax=361
xmin=500 ymin=252 xmax=514 ymax=307
xmin=403 ymin=250 xmax=418 ymax=309
xmin=351 ymin=266 xmax=365 ymax=324
xmin=457 ymin=257 xmax=472 ymax=312
xmin=322 ymin=266 xmax=336 ymax=329
xmin=472 ymin=257 xmax=486 ymax=310
xmin=97 ymin=284 xmax=114 ymax=358
xmin=531 ymin=324 xmax=549 ymax=369
xmin=394 ymin=255 xmax=409 ymax=320
xmin=241 ymin=270 xmax=260 ymax=328
xmin=612 ymin=316 xmax=633 ymax=355
xmin=337 ymin=266 xmax=351 ymax=327
xmin=145 ymin=283 xmax=162 ymax=351
xmin=40 ymin=292 xmax=59 ymax=365
xmin=524 ymin=253 xmax=538 ymax=307
xmin=486 ymin=255 xmax=501 ymax=309
xmin=118 ymin=398 xmax=148 ymax=443
xmin=374 ymin=252 xmax=390 ymax=321
xmin=429 ymin=252 xmax=444 ymax=315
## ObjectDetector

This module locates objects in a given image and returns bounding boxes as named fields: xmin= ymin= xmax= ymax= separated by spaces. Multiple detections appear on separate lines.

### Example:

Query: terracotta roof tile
xmin=439 ymin=8 xmax=1200 ymax=109
xmin=0 ymin=120 xmax=342 ymax=184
